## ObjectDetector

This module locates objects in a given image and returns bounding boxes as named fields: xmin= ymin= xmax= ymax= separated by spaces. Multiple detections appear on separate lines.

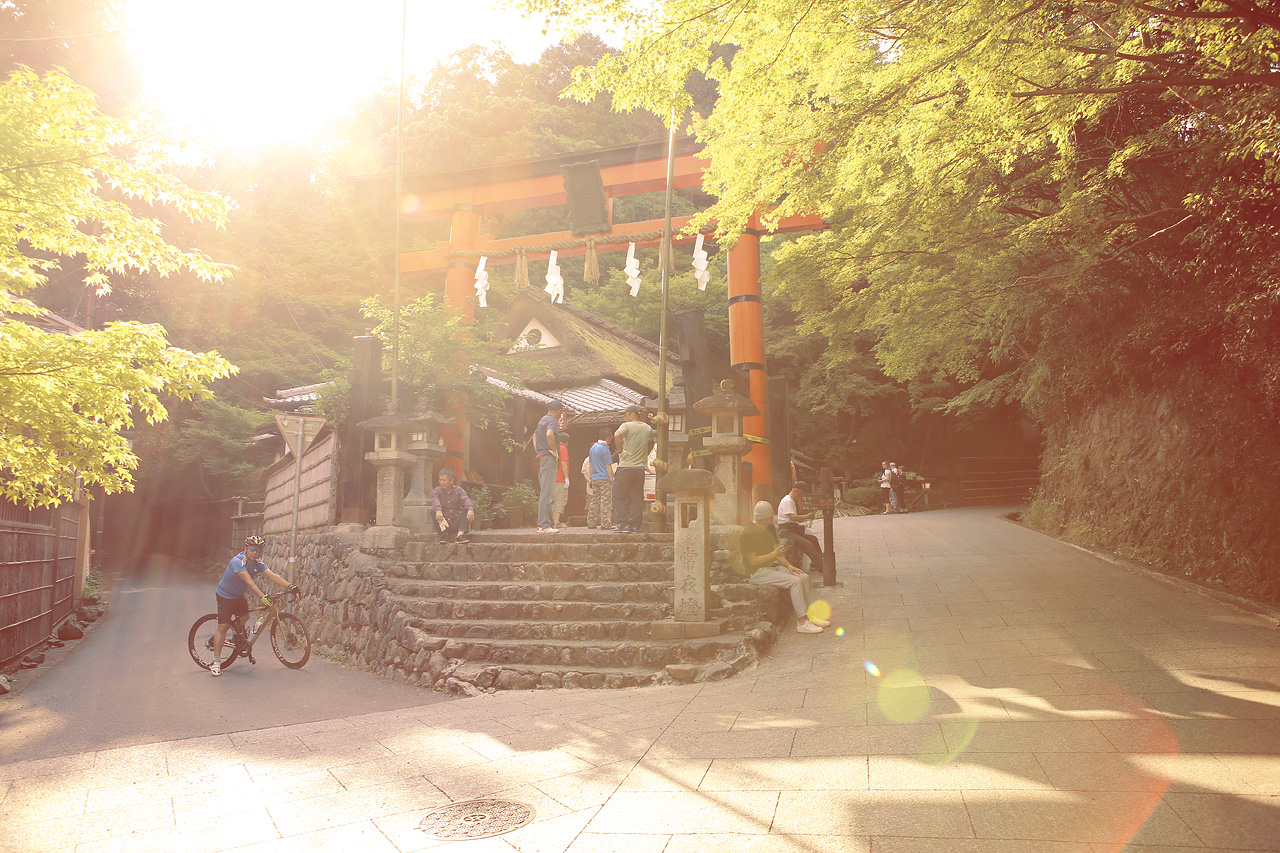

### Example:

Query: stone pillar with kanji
xmin=658 ymin=467 xmax=722 ymax=622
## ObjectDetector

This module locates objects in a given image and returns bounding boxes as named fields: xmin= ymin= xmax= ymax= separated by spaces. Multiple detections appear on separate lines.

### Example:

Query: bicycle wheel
xmin=188 ymin=614 xmax=238 ymax=671
xmin=270 ymin=612 xmax=311 ymax=669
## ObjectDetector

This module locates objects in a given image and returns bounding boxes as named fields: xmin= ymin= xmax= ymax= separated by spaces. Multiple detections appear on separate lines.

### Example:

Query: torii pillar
xmin=439 ymin=202 xmax=481 ymax=477
xmin=726 ymin=218 xmax=772 ymax=502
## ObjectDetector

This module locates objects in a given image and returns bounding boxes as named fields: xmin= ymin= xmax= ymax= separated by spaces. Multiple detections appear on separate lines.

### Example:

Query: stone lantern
xmin=402 ymin=401 xmax=454 ymax=535
xmin=692 ymin=380 xmax=759 ymax=526
xmin=358 ymin=408 xmax=417 ymax=548
xmin=657 ymin=467 xmax=723 ymax=624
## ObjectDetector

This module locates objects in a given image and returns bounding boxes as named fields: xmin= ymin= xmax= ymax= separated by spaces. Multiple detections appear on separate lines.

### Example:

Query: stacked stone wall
xmin=261 ymin=530 xmax=790 ymax=695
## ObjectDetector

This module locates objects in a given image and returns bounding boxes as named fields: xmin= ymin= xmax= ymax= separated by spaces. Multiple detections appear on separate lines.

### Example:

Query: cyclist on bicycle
xmin=210 ymin=535 xmax=296 ymax=676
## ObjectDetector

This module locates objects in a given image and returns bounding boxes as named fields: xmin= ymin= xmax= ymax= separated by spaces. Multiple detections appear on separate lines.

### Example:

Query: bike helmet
xmin=245 ymin=534 xmax=266 ymax=548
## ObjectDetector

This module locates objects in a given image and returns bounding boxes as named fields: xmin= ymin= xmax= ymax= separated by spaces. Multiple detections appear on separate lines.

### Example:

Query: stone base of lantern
xmin=402 ymin=503 xmax=432 ymax=536
xmin=363 ymin=525 xmax=410 ymax=552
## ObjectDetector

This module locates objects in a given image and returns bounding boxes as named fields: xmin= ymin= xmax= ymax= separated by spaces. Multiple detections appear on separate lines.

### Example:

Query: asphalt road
xmin=0 ymin=560 xmax=452 ymax=764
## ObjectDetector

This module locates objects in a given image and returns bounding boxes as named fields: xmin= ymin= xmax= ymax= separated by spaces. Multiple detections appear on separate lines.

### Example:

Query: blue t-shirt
xmin=216 ymin=552 xmax=267 ymax=599
xmin=534 ymin=413 xmax=559 ymax=458
xmin=589 ymin=441 xmax=613 ymax=480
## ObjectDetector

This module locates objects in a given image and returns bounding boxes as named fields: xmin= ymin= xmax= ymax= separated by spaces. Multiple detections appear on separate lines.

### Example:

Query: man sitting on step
xmin=431 ymin=468 xmax=474 ymax=544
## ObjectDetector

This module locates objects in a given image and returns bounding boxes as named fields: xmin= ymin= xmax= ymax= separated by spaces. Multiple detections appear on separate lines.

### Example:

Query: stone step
xmin=411 ymin=617 xmax=657 ymax=642
xmin=404 ymin=539 xmax=674 ymax=564
xmin=420 ymin=633 xmax=743 ymax=669
xmin=388 ymin=592 xmax=671 ymax=623
xmin=453 ymin=662 xmax=663 ymax=691
xmin=385 ymin=577 xmax=672 ymax=604
xmin=388 ymin=561 xmax=673 ymax=584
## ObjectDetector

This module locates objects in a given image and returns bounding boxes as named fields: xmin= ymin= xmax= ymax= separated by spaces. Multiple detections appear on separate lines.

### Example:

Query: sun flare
xmin=125 ymin=0 xmax=566 ymax=150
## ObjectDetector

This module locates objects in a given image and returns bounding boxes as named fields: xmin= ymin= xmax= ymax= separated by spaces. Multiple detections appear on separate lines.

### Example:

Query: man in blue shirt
xmin=534 ymin=399 xmax=562 ymax=533
xmin=585 ymin=428 xmax=615 ymax=529
xmin=210 ymin=535 xmax=295 ymax=676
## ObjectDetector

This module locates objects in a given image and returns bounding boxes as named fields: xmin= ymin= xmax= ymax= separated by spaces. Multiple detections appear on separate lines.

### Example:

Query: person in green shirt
xmin=740 ymin=500 xmax=830 ymax=634
xmin=612 ymin=404 xmax=654 ymax=532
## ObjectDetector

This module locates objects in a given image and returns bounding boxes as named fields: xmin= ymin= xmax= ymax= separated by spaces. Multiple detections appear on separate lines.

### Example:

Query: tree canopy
xmin=1 ymin=68 xmax=236 ymax=506
xmin=518 ymin=0 xmax=1280 ymax=419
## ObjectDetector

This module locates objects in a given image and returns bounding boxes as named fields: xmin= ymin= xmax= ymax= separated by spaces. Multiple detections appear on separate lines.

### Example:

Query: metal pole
xmin=821 ymin=466 xmax=836 ymax=587
xmin=655 ymin=115 xmax=676 ymax=534
xmin=391 ymin=0 xmax=407 ymax=412
xmin=290 ymin=420 xmax=303 ymax=577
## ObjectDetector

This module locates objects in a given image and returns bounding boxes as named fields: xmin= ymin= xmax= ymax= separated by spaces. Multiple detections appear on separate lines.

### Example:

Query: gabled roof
xmin=495 ymin=287 xmax=680 ymax=396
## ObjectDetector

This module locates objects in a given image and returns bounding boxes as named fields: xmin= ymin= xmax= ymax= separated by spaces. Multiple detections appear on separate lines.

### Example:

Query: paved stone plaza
xmin=4 ymin=508 xmax=1280 ymax=852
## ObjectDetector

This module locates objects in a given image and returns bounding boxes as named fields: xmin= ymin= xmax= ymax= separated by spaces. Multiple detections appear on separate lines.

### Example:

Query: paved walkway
xmin=4 ymin=508 xmax=1280 ymax=852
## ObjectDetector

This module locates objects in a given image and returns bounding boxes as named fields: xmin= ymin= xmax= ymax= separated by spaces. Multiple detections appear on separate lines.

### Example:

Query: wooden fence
xmin=262 ymin=431 xmax=338 ymax=536
xmin=1 ymin=500 xmax=82 ymax=665
xmin=957 ymin=457 xmax=1041 ymax=505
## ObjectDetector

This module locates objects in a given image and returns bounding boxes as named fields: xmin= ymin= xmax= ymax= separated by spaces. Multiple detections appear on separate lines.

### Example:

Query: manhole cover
xmin=417 ymin=799 xmax=537 ymax=840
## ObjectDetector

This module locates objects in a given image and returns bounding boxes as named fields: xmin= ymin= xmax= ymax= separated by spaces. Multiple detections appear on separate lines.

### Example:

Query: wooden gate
xmin=1 ymin=501 xmax=81 ymax=665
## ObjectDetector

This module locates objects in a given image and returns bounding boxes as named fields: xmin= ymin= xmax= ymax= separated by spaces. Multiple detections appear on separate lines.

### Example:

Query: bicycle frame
xmin=227 ymin=593 xmax=290 ymax=657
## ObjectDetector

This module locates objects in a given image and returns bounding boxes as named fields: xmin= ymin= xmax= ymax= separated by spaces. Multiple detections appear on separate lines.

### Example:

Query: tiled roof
xmin=263 ymin=382 xmax=329 ymax=411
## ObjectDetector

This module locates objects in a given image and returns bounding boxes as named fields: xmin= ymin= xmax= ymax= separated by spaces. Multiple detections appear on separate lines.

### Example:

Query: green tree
xmin=0 ymin=68 xmax=236 ymax=507
xmin=517 ymin=0 xmax=1280 ymax=407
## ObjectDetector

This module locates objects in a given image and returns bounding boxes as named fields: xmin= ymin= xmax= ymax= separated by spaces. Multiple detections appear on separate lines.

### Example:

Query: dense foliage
xmin=0 ymin=69 xmax=236 ymax=506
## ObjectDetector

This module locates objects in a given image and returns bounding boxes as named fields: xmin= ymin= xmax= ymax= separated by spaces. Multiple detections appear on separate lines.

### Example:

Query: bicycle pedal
xmin=248 ymin=652 xmax=256 ymax=665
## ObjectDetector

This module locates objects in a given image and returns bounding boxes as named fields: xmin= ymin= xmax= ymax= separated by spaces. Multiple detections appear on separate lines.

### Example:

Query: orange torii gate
xmin=367 ymin=138 xmax=824 ymax=497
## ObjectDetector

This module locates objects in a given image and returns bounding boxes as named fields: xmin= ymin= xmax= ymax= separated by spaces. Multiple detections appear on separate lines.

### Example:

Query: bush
xmin=497 ymin=481 xmax=538 ymax=519
xmin=466 ymin=484 xmax=493 ymax=519
xmin=845 ymin=485 xmax=882 ymax=508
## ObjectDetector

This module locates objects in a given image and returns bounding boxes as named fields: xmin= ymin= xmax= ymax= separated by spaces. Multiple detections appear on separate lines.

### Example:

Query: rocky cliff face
xmin=1025 ymin=379 xmax=1280 ymax=602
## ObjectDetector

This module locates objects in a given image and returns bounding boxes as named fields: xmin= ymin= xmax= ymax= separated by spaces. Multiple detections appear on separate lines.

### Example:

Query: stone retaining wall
xmin=1027 ymin=384 xmax=1280 ymax=602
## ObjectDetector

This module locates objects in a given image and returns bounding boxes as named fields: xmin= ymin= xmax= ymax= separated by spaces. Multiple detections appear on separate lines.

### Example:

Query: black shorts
xmin=216 ymin=594 xmax=249 ymax=625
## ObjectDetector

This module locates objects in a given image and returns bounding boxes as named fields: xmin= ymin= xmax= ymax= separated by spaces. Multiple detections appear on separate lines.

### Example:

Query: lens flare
xmin=807 ymin=599 xmax=832 ymax=623
xmin=876 ymin=668 xmax=931 ymax=723
xmin=835 ymin=627 xmax=845 ymax=637
xmin=401 ymin=194 xmax=422 ymax=216
xmin=864 ymin=660 xmax=881 ymax=677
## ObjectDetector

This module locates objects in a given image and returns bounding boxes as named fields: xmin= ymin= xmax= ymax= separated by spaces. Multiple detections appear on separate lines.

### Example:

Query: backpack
xmin=889 ymin=468 xmax=904 ymax=489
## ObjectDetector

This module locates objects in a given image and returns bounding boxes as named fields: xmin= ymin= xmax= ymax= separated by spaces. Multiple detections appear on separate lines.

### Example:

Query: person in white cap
xmin=740 ymin=499 xmax=831 ymax=633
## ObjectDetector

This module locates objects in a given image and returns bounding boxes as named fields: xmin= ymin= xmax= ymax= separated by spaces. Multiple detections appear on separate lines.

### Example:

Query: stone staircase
xmin=380 ymin=530 xmax=784 ymax=693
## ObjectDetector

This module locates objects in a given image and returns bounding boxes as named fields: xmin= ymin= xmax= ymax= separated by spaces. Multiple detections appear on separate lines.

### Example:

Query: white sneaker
xmin=796 ymin=620 xmax=824 ymax=634
xmin=210 ymin=660 xmax=221 ymax=676
xmin=811 ymin=617 xmax=831 ymax=628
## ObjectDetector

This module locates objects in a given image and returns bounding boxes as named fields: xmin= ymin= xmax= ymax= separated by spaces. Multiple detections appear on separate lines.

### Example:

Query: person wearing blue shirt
xmin=585 ymin=428 xmax=615 ymax=529
xmin=210 ymin=535 xmax=295 ymax=677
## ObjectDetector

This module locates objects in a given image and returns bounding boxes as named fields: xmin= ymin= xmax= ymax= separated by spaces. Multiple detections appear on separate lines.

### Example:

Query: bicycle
xmin=188 ymin=589 xmax=311 ymax=672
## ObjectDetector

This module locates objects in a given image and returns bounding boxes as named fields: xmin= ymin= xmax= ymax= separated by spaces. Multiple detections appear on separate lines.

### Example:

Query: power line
xmin=0 ymin=29 xmax=127 ymax=43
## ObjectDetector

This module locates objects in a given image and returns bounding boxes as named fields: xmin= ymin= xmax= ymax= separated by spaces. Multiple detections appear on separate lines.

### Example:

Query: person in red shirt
xmin=552 ymin=431 xmax=571 ymax=528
